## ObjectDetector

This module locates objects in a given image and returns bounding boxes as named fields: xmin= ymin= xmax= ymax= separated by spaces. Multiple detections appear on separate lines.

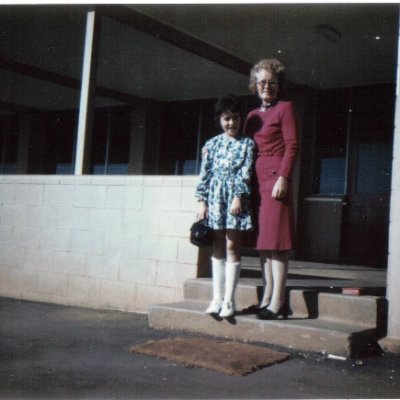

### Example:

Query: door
xmin=340 ymin=85 xmax=394 ymax=267
xmin=297 ymin=84 xmax=394 ymax=267
xmin=297 ymin=88 xmax=349 ymax=264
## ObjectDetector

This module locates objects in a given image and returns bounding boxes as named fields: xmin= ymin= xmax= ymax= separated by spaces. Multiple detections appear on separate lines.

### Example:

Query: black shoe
xmin=242 ymin=305 xmax=258 ymax=314
xmin=256 ymin=305 xmax=287 ymax=320
xmin=242 ymin=305 xmax=268 ymax=315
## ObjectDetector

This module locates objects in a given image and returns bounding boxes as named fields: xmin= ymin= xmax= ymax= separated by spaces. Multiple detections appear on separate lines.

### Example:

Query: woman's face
xmin=220 ymin=111 xmax=241 ymax=137
xmin=255 ymin=69 xmax=279 ymax=106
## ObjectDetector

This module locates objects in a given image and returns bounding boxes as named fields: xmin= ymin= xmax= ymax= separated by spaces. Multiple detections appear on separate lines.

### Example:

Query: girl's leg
xmin=259 ymin=250 xmax=273 ymax=308
xmin=225 ymin=229 xmax=241 ymax=263
xmin=267 ymin=250 xmax=289 ymax=313
xmin=220 ymin=229 xmax=242 ymax=317
xmin=212 ymin=230 xmax=226 ymax=260
xmin=206 ymin=230 xmax=226 ymax=314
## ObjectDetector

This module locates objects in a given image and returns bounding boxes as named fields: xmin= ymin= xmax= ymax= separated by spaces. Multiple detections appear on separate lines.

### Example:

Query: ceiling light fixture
xmin=316 ymin=24 xmax=341 ymax=43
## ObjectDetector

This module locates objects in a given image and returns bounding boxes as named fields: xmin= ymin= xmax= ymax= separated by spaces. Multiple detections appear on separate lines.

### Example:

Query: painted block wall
xmin=0 ymin=175 xmax=199 ymax=313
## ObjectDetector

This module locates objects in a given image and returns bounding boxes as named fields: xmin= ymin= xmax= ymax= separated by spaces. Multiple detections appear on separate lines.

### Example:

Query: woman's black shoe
xmin=256 ymin=305 xmax=287 ymax=320
xmin=242 ymin=305 xmax=268 ymax=315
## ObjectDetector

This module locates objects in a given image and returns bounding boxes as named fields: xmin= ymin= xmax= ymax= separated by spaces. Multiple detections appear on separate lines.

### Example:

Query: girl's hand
xmin=201 ymin=148 xmax=208 ymax=159
xmin=196 ymin=201 xmax=208 ymax=220
xmin=272 ymin=176 xmax=288 ymax=199
xmin=230 ymin=196 xmax=242 ymax=215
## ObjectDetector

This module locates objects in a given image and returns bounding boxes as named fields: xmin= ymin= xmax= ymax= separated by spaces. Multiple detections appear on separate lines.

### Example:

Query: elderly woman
xmin=244 ymin=58 xmax=298 ymax=320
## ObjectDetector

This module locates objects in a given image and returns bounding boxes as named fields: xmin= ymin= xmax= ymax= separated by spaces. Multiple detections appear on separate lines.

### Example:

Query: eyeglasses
xmin=256 ymin=80 xmax=278 ymax=88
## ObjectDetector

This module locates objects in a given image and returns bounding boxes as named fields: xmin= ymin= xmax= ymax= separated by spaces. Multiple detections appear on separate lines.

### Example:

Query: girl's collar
xmin=222 ymin=132 xmax=241 ymax=140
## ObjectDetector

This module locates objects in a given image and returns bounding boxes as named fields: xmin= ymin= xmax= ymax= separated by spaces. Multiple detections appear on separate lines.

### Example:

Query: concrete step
xmin=185 ymin=278 xmax=324 ymax=318
xmin=318 ymin=292 xmax=386 ymax=327
xmin=184 ymin=278 xmax=386 ymax=326
xmin=149 ymin=300 xmax=382 ymax=357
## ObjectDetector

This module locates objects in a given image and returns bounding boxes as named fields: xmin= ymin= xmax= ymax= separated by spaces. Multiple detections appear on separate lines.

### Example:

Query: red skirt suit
xmin=245 ymin=100 xmax=298 ymax=250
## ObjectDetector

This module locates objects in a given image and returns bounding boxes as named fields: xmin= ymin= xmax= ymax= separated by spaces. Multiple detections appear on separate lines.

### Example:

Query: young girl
xmin=195 ymin=94 xmax=255 ymax=318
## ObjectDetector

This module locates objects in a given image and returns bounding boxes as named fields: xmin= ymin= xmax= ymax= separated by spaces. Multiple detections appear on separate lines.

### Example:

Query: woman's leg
xmin=259 ymin=250 xmax=273 ymax=308
xmin=220 ymin=229 xmax=242 ymax=317
xmin=206 ymin=230 xmax=226 ymax=314
xmin=267 ymin=250 xmax=289 ymax=313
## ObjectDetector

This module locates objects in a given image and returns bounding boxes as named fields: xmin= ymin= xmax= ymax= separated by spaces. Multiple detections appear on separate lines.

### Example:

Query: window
xmin=0 ymin=6 xmax=86 ymax=174
xmin=313 ymin=89 xmax=349 ymax=195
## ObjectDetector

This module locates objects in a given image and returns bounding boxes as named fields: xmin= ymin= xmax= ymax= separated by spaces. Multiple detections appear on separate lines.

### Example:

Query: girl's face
xmin=255 ymin=69 xmax=279 ymax=106
xmin=220 ymin=111 xmax=241 ymax=137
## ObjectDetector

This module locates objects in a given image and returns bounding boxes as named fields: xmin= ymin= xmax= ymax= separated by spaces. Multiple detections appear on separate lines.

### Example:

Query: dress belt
xmin=212 ymin=172 xmax=235 ymax=180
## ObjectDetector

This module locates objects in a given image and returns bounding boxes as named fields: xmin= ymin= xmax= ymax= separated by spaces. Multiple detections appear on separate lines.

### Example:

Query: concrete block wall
xmin=0 ymin=175 xmax=200 ymax=313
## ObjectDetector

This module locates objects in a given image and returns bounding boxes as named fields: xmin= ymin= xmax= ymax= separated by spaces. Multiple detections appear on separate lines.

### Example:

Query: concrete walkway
xmin=0 ymin=296 xmax=399 ymax=399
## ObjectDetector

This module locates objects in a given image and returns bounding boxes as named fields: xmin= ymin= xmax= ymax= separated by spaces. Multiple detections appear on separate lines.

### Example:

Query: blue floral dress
xmin=195 ymin=133 xmax=255 ymax=230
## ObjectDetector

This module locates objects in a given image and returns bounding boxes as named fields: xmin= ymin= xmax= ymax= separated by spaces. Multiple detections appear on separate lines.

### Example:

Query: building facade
xmin=0 ymin=4 xmax=399 ymax=350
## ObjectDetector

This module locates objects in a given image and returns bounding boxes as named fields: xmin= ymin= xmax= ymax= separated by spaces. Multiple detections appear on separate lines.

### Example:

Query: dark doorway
xmin=297 ymin=84 xmax=394 ymax=267
xmin=340 ymin=85 xmax=394 ymax=267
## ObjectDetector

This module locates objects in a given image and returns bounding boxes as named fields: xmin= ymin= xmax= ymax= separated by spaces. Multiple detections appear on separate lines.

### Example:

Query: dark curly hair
xmin=214 ymin=94 xmax=241 ymax=120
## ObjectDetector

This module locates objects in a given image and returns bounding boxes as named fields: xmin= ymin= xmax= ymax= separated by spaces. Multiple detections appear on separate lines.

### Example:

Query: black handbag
xmin=190 ymin=219 xmax=213 ymax=247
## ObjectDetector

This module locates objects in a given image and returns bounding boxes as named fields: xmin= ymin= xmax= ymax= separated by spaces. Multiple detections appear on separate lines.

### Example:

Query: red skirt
xmin=255 ymin=156 xmax=295 ymax=250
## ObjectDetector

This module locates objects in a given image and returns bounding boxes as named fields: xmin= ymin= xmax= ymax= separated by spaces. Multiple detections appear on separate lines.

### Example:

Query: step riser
xmin=288 ymin=289 xmax=318 ymax=318
xmin=149 ymin=302 xmax=378 ymax=357
xmin=184 ymin=280 xmax=311 ymax=316
xmin=318 ymin=294 xmax=387 ymax=330
xmin=184 ymin=279 xmax=382 ymax=326
xmin=184 ymin=280 xmax=260 ymax=310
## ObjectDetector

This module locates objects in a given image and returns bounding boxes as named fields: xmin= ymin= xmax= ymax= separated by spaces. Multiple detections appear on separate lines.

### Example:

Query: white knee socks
xmin=219 ymin=261 xmax=241 ymax=317
xmin=206 ymin=258 xmax=241 ymax=317
xmin=206 ymin=257 xmax=225 ymax=314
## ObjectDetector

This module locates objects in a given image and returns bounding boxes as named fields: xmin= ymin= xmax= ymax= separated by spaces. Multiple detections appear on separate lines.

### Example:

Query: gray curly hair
xmin=248 ymin=58 xmax=286 ymax=95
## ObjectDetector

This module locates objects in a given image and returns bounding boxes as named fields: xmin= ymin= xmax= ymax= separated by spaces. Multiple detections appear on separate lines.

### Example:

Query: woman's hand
xmin=230 ymin=196 xmax=242 ymax=215
xmin=272 ymin=176 xmax=288 ymax=199
xmin=196 ymin=201 xmax=208 ymax=220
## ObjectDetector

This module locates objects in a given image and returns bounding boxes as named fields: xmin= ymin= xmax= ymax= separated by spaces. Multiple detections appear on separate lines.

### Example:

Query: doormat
xmin=129 ymin=338 xmax=289 ymax=376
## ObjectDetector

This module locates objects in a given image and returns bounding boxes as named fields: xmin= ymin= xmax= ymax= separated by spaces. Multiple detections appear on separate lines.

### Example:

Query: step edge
xmin=149 ymin=301 xmax=378 ymax=333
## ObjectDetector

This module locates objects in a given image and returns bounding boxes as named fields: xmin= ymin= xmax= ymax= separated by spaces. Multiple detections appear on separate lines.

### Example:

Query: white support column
xmin=74 ymin=10 xmax=96 ymax=175
xmin=380 ymin=6 xmax=400 ymax=353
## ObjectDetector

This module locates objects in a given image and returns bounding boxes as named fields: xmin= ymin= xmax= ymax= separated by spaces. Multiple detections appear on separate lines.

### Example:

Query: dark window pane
xmin=314 ymin=89 xmax=349 ymax=195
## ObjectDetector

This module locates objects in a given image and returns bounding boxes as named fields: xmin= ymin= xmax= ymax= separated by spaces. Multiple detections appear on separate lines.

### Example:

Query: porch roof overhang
xmin=0 ymin=3 xmax=398 ymax=110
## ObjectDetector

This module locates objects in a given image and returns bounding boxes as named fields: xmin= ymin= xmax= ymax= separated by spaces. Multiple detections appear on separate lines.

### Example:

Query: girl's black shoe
xmin=256 ymin=305 xmax=287 ymax=320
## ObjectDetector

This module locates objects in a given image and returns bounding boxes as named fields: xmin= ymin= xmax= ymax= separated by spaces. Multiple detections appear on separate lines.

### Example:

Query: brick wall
xmin=0 ymin=175 xmax=199 ymax=313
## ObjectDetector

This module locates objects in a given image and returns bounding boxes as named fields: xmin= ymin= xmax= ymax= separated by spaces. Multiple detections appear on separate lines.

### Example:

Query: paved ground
xmin=1 ymin=297 xmax=399 ymax=399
